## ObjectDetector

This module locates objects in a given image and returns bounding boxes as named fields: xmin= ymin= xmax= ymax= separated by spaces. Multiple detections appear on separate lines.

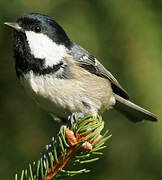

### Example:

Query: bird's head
xmin=4 ymin=13 xmax=72 ymax=76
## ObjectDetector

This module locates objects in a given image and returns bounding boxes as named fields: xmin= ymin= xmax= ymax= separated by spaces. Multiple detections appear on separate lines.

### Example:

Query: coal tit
xmin=4 ymin=13 xmax=158 ymax=122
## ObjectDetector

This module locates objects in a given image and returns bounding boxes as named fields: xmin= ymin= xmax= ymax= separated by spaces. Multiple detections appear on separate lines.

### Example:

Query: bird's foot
xmin=68 ymin=112 xmax=85 ymax=126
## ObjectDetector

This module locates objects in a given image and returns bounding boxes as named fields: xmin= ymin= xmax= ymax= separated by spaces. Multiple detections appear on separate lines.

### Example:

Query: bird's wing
xmin=70 ymin=43 xmax=129 ymax=99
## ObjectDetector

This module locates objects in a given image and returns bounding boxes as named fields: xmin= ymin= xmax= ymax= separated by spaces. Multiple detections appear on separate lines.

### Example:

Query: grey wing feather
xmin=70 ymin=43 xmax=129 ymax=99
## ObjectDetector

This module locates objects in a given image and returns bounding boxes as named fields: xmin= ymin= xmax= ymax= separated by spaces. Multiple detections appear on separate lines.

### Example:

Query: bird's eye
xmin=34 ymin=26 xmax=41 ymax=33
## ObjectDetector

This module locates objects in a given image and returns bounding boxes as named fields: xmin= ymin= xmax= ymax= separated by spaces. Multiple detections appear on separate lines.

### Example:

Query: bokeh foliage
xmin=0 ymin=0 xmax=161 ymax=179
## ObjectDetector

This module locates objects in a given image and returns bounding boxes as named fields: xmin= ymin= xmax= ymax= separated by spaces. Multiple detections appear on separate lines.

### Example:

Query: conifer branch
xmin=15 ymin=114 xmax=111 ymax=180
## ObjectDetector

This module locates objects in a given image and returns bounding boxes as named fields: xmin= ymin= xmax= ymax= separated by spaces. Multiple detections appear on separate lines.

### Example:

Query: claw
xmin=68 ymin=112 xmax=85 ymax=126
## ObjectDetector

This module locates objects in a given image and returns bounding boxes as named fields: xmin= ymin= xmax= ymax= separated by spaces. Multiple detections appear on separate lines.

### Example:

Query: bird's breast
xmin=20 ymin=69 xmax=115 ymax=118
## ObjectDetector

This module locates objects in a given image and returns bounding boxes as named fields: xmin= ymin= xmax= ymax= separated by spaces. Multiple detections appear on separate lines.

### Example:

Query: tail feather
xmin=114 ymin=94 xmax=158 ymax=123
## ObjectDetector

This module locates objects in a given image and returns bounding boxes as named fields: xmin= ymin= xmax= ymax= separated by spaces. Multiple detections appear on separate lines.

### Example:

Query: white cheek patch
xmin=25 ymin=31 xmax=66 ymax=67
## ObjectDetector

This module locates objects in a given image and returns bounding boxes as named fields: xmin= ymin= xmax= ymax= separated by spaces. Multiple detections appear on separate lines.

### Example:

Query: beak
xmin=4 ymin=22 xmax=22 ymax=31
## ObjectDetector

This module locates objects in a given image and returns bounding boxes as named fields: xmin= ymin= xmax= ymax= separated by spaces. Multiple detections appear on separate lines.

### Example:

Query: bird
xmin=4 ymin=13 xmax=158 ymax=123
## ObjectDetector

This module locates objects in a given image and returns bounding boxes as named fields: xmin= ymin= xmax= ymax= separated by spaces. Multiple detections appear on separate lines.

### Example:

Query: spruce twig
xmin=15 ymin=114 xmax=111 ymax=180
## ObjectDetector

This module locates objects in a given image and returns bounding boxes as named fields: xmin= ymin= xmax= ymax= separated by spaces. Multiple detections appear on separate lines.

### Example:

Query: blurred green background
xmin=0 ymin=0 xmax=161 ymax=179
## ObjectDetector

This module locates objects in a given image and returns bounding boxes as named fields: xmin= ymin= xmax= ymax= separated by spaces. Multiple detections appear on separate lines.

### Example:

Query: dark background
xmin=0 ymin=0 xmax=161 ymax=179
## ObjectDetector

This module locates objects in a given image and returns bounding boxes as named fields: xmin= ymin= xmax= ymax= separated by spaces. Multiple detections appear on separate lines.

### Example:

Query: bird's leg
xmin=68 ymin=112 xmax=85 ymax=126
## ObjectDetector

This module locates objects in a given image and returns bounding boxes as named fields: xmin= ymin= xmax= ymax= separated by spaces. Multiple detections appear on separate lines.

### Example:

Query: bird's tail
xmin=114 ymin=94 xmax=158 ymax=122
